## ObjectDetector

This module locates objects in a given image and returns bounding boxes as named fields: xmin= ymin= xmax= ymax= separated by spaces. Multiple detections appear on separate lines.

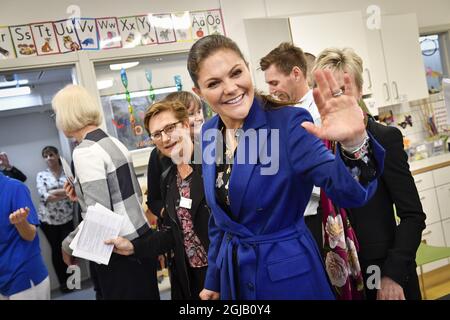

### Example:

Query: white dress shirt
xmin=295 ymin=89 xmax=321 ymax=216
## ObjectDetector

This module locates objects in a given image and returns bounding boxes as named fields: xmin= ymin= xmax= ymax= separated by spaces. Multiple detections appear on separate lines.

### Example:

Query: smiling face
xmin=148 ymin=110 xmax=190 ymax=158
xmin=193 ymin=49 xmax=254 ymax=129
xmin=187 ymin=100 xmax=204 ymax=138
xmin=264 ymin=64 xmax=300 ymax=102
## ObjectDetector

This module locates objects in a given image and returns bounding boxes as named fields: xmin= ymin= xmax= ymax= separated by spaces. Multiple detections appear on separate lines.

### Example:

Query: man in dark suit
xmin=314 ymin=47 xmax=426 ymax=300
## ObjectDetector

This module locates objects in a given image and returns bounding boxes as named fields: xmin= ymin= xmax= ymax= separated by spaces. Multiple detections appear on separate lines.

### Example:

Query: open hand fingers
xmin=313 ymin=69 xmax=333 ymax=101
xmin=344 ymin=73 xmax=357 ymax=98
xmin=324 ymin=69 xmax=342 ymax=97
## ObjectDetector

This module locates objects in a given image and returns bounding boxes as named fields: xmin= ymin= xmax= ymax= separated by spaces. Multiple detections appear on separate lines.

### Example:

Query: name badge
xmin=179 ymin=197 xmax=192 ymax=209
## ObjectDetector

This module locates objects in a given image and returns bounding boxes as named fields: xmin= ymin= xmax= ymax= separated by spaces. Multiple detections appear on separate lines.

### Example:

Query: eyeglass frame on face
xmin=149 ymin=120 xmax=183 ymax=141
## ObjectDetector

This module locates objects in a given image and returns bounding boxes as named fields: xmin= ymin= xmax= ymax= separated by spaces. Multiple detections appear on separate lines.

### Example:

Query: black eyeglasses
xmin=150 ymin=121 xmax=182 ymax=141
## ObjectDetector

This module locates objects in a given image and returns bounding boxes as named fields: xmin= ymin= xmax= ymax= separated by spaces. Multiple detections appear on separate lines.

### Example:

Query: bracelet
xmin=341 ymin=135 xmax=370 ymax=153
xmin=341 ymin=137 xmax=370 ymax=161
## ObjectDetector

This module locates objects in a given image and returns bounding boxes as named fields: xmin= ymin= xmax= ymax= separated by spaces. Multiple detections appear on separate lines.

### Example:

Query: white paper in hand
xmin=72 ymin=204 xmax=124 ymax=265
xmin=69 ymin=221 xmax=84 ymax=251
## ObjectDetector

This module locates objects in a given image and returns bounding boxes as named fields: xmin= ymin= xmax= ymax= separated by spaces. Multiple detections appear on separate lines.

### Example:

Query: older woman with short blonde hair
xmin=52 ymin=84 xmax=160 ymax=300
xmin=52 ymin=85 xmax=103 ymax=135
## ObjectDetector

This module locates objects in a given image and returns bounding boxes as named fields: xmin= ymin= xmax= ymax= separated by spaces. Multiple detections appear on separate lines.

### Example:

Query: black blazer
xmin=1 ymin=166 xmax=27 ymax=182
xmin=348 ymin=119 xmax=426 ymax=299
xmin=146 ymin=148 xmax=172 ymax=217
xmin=133 ymin=163 xmax=210 ymax=299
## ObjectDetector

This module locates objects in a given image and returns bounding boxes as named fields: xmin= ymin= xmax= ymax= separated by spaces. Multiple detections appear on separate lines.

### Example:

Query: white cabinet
xmin=443 ymin=219 xmax=450 ymax=248
xmin=413 ymin=171 xmax=435 ymax=192
xmin=421 ymin=222 xmax=448 ymax=272
xmin=436 ymin=184 xmax=450 ymax=221
xmin=412 ymin=163 xmax=450 ymax=273
xmin=289 ymin=11 xmax=373 ymax=97
xmin=419 ymin=189 xmax=440 ymax=225
xmin=432 ymin=166 xmax=450 ymax=187
xmin=244 ymin=18 xmax=293 ymax=92
xmin=366 ymin=14 xmax=428 ymax=108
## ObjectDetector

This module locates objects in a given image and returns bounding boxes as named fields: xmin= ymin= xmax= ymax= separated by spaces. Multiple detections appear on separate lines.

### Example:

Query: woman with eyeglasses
xmin=106 ymin=100 xmax=210 ymax=300
xmin=145 ymin=91 xmax=204 ymax=224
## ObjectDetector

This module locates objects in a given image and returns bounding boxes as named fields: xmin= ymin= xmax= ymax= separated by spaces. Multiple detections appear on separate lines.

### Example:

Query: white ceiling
xmin=0 ymin=66 xmax=74 ymax=117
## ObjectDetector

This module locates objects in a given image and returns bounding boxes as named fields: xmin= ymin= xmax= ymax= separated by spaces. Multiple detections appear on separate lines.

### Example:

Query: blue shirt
xmin=0 ymin=172 xmax=48 ymax=296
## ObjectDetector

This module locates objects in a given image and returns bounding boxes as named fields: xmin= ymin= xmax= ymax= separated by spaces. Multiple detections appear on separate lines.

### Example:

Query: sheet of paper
xmin=69 ymin=221 xmax=84 ymax=251
xmin=72 ymin=203 xmax=124 ymax=265
xmin=60 ymin=156 xmax=75 ymax=186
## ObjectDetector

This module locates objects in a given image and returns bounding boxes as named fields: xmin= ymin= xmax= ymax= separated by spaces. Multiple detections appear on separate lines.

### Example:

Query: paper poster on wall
xmin=96 ymin=17 xmax=122 ymax=49
xmin=172 ymin=12 xmax=192 ymax=42
xmin=190 ymin=11 xmax=208 ymax=40
xmin=74 ymin=18 xmax=99 ymax=50
xmin=205 ymin=10 xmax=225 ymax=36
xmin=31 ymin=22 xmax=60 ymax=55
xmin=135 ymin=15 xmax=157 ymax=46
xmin=0 ymin=27 xmax=16 ymax=59
xmin=118 ymin=16 xmax=141 ymax=48
xmin=151 ymin=14 xmax=176 ymax=44
xmin=9 ymin=24 xmax=37 ymax=57
xmin=53 ymin=19 xmax=81 ymax=53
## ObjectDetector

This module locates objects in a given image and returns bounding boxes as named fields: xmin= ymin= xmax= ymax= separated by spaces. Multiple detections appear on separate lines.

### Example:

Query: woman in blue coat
xmin=188 ymin=35 xmax=385 ymax=300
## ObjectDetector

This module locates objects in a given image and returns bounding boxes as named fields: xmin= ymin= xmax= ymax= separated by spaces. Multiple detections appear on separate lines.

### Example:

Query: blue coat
xmin=201 ymin=98 xmax=385 ymax=300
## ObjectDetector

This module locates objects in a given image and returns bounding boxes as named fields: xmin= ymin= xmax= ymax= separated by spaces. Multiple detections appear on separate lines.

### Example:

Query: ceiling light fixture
xmin=109 ymin=61 xmax=140 ymax=71
xmin=0 ymin=79 xmax=29 ymax=88
xmin=0 ymin=86 xmax=31 ymax=98
xmin=97 ymin=79 xmax=114 ymax=90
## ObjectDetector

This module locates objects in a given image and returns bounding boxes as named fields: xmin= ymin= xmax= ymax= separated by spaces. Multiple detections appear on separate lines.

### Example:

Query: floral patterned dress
xmin=176 ymin=173 xmax=208 ymax=268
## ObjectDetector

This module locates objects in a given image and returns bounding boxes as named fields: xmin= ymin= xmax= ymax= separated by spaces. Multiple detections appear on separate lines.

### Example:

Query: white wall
xmin=0 ymin=109 xmax=63 ymax=289
xmin=218 ymin=0 xmax=450 ymax=83
xmin=0 ymin=0 xmax=220 ymax=25
xmin=2 ymin=0 xmax=448 ymax=65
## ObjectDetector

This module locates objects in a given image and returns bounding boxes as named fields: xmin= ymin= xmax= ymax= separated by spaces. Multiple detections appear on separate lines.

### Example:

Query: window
xmin=420 ymin=34 xmax=448 ymax=94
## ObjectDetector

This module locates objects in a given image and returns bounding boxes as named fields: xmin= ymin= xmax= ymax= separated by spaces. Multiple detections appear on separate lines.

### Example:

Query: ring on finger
xmin=331 ymin=89 xmax=343 ymax=97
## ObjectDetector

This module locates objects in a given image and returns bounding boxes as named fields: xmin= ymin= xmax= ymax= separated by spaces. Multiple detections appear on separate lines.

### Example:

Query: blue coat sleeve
xmin=287 ymin=110 xmax=385 ymax=208
xmin=204 ymin=212 xmax=224 ymax=292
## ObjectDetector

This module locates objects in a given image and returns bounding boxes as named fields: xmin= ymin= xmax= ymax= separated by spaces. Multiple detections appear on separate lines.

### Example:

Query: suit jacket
xmin=146 ymin=148 xmax=172 ymax=217
xmin=348 ymin=119 xmax=426 ymax=299
xmin=1 ymin=166 xmax=27 ymax=182
xmin=201 ymin=97 xmax=386 ymax=299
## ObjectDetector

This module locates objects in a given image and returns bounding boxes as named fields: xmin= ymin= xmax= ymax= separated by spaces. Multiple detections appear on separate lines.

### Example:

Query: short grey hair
xmin=52 ymin=84 xmax=103 ymax=133
xmin=313 ymin=47 xmax=364 ymax=92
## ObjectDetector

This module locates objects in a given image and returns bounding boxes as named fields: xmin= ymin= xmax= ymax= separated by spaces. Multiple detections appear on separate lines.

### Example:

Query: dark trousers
xmin=40 ymin=220 xmax=74 ymax=287
xmin=91 ymin=253 xmax=160 ymax=300
xmin=187 ymin=266 xmax=207 ymax=300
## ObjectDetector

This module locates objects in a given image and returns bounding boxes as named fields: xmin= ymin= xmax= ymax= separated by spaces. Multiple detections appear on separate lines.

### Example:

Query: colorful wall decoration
xmin=0 ymin=9 xmax=225 ymax=60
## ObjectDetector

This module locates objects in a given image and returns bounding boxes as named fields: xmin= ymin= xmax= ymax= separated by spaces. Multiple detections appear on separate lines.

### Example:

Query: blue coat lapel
xmin=229 ymin=98 xmax=268 ymax=218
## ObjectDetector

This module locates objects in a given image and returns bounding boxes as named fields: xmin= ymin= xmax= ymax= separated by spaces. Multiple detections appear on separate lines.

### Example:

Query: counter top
xmin=410 ymin=153 xmax=450 ymax=175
